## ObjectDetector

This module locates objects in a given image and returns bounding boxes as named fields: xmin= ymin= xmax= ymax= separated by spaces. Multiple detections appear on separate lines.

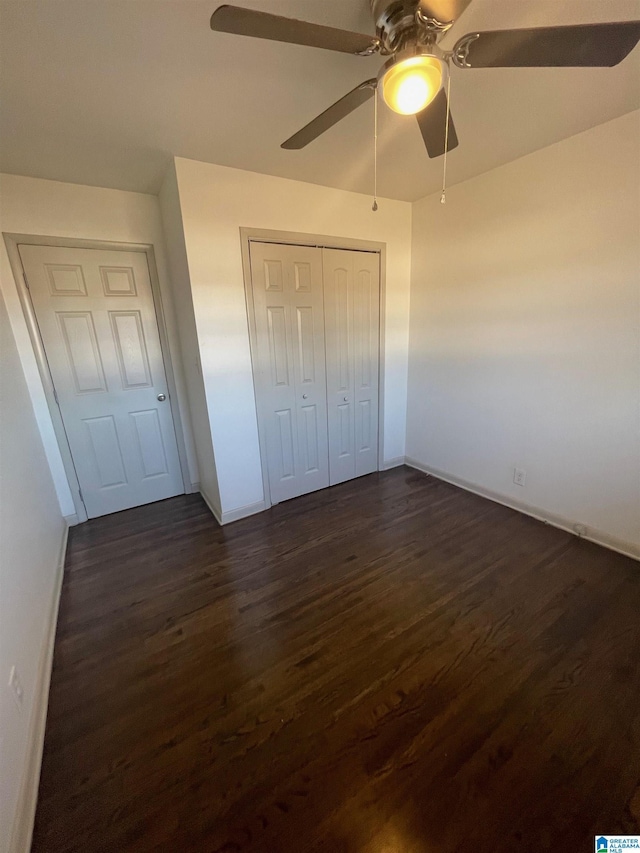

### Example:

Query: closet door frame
xmin=240 ymin=227 xmax=387 ymax=510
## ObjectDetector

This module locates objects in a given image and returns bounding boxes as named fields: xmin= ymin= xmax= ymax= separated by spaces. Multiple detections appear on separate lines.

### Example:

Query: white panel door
xmin=249 ymin=242 xmax=329 ymax=504
xmin=323 ymin=249 xmax=380 ymax=485
xmin=20 ymin=244 xmax=184 ymax=518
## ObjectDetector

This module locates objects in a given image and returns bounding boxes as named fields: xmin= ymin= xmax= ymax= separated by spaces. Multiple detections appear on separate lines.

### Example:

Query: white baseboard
xmin=199 ymin=488 xmax=266 ymax=526
xmin=221 ymin=500 xmax=267 ymax=525
xmin=63 ymin=513 xmax=79 ymax=527
xmin=404 ymin=457 xmax=640 ymax=563
xmin=187 ymin=481 xmax=201 ymax=495
xmin=380 ymin=456 xmax=406 ymax=471
xmin=10 ymin=521 xmax=68 ymax=853
xmin=199 ymin=488 xmax=222 ymax=525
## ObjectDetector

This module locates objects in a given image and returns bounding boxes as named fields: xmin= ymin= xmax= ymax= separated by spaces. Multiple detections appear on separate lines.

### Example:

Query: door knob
xmin=157 ymin=393 xmax=166 ymax=402
xmin=302 ymin=394 xmax=308 ymax=399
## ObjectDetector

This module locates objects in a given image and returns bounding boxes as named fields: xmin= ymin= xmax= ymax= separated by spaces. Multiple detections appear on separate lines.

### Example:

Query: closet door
xmin=323 ymin=249 xmax=380 ymax=485
xmin=249 ymin=242 xmax=330 ymax=503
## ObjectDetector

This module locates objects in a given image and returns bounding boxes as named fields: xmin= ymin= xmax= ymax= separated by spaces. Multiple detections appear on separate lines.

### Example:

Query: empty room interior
xmin=1 ymin=1 xmax=640 ymax=851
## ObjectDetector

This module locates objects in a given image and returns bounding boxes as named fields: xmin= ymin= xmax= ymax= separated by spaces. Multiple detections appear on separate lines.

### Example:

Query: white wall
xmin=159 ymin=164 xmax=221 ymax=516
xmin=172 ymin=157 xmax=413 ymax=516
xmin=0 ymin=173 xmax=198 ymax=517
xmin=407 ymin=111 xmax=640 ymax=557
xmin=0 ymin=286 xmax=66 ymax=853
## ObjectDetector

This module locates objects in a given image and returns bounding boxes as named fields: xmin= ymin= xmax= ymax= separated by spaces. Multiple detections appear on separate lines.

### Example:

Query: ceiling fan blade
xmin=416 ymin=88 xmax=459 ymax=158
xmin=281 ymin=80 xmax=377 ymax=150
xmin=419 ymin=0 xmax=473 ymax=25
xmin=210 ymin=5 xmax=378 ymax=55
xmin=453 ymin=20 xmax=640 ymax=68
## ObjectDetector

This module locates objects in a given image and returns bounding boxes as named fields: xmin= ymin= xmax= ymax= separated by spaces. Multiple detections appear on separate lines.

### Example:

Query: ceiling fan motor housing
xmin=370 ymin=0 xmax=429 ymax=54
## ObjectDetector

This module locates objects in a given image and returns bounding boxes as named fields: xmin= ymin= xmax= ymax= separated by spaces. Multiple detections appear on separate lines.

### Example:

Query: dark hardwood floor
xmin=32 ymin=467 xmax=640 ymax=853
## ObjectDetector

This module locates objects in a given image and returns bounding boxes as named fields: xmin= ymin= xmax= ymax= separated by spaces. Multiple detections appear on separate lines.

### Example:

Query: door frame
xmin=3 ymin=233 xmax=193 ymax=524
xmin=239 ymin=227 xmax=387 ymax=510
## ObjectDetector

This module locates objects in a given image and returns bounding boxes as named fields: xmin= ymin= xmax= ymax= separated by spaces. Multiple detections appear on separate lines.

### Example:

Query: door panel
xmin=293 ymin=261 xmax=312 ymax=292
xmin=353 ymin=254 xmax=380 ymax=477
xmin=249 ymin=242 xmax=329 ymax=504
xmin=358 ymin=399 xmax=373 ymax=452
xmin=275 ymin=408 xmax=296 ymax=481
xmin=296 ymin=307 xmax=316 ymax=383
xmin=323 ymin=249 xmax=380 ymax=485
xmin=84 ymin=415 xmax=127 ymax=487
xmin=335 ymin=267 xmax=351 ymax=393
xmin=57 ymin=311 xmax=107 ymax=394
xmin=20 ymin=244 xmax=184 ymax=518
xmin=264 ymin=259 xmax=284 ymax=291
xmin=338 ymin=403 xmax=352 ymax=457
xmin=130 ymin=409 xmax=169 ymax=478
xmin=357 ymin=269 xmax=373 ymax=388
xmin=267 ymin=306 xmax=290 ymax=386
xmin=110 ymin=311 xmax=152 ymax=389
xmin=46 ymin=264 xmax=87 ymax=295
xmin=100 ymin=266 xmax=137 ymax=296
xmin=300 ymin=404 xmax=320 ymax=473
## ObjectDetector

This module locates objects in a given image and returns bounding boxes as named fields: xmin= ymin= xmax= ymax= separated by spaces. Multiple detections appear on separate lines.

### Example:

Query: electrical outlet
xmin=513 ymin=468 xmax=526 ymax=487
xmin=9 ymin=665 xmax=24 ymax=709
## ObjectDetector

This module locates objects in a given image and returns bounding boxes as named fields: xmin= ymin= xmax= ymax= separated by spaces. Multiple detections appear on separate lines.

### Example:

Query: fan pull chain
xmin=441 ymin=61 xmax=452 ymax=205
xmin=372 ymin=86 xmax=378 ymax=212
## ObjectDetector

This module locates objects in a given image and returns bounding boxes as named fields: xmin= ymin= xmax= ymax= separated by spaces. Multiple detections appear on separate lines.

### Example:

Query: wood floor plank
xmin=31 ymin=467 xmax=640 ymax=852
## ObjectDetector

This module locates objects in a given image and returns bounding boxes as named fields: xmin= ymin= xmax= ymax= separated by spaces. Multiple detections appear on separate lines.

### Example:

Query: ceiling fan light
xmin=381 ymin=54 xmax=443 ymax=115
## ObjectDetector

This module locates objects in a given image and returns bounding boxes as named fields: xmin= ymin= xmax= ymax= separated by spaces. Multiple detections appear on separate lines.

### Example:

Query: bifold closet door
xmin=323 ymin=249 xmax=380 ymax=485
xmin=249 ymin=242 xmax=330 ymax=503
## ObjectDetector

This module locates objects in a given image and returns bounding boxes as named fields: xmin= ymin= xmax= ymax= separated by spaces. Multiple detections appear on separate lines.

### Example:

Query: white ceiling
xmin=1 ymin=0 xmax=639 ymax=202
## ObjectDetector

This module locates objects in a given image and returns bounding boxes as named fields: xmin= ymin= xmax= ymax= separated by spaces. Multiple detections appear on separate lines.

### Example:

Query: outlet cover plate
xmin=514 ymin=468 xmax=526 ymax=487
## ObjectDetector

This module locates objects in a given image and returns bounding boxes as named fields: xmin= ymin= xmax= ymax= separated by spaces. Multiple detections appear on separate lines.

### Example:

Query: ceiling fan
xmin=210 ymin=1 xmax=640 ymax=160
